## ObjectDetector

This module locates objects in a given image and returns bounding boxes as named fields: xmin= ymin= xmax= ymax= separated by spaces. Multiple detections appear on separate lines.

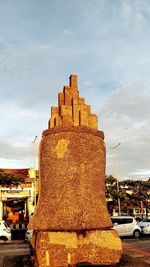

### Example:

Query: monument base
xmin=30 ymin=229 xmax=122 ymax=267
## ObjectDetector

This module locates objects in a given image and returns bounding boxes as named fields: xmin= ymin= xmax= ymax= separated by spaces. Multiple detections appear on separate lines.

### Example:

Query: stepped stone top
xmin=48 ymin=74 xmax=98 ymax=130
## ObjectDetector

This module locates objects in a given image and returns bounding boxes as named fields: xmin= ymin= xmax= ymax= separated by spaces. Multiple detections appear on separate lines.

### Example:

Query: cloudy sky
xmin=0 ymin=0 xmax=150 ymax=180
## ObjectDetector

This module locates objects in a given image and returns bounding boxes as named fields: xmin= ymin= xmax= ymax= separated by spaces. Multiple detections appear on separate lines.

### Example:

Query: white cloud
xmin=63 ymin=30 xmax=74 ymax=36
xmin=121 ymin=0 xmax=144 ymax=30
xmin=0 ymin=139 xmax=31 ymax=161
xmin=0 ymin=0 xmax=150 ymax=180
xmin=133 ymin=12 xmax=144 ymax=30
xmin=122 ymin=1 xmax=132 ymax=18
xmin=0 ymin=158 xmax=32 ymax=169
xmin=100 ymin=81 xmax=150 ymax=180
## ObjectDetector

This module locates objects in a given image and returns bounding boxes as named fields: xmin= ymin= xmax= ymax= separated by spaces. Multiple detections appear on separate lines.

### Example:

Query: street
xmin=0 ymin=241 xmax=31 ymax=267
xmin=121 ymin=236 xmax=150 ymax=266
xmin=123 ymin=236 xmax=150 ymax=253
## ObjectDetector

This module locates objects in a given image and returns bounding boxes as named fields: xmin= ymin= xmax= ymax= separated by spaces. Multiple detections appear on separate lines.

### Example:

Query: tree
xmin=0 ymin=173 xmax=24 ymax=186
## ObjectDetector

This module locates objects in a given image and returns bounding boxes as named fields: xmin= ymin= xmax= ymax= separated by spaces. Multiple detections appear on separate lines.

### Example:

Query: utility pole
xmin=0 ymin=189 xmax=2 ymax=220
xmin=109 ymin=143 xmax=121 ymax=216
xmin=32 ymin=136 xmax=37 ymax=207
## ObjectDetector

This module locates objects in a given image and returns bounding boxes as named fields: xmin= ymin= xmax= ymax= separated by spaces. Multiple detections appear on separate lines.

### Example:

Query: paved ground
xmin=121 ymin=237 xmax=150 ymax=266
xmin=0 ymin=241 xmax=30 ymax=267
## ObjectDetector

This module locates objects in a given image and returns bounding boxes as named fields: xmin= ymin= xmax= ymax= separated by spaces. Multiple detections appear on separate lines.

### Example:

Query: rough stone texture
xmin=28 ymin=126 xmax=112 ymax=231
xmin=48 ymin=74 xmax=98 ymax=130
xmin=31 ymin=229 xmax=122 ymax=267
xmin=28 ymin=74 xmax=122 ymax=266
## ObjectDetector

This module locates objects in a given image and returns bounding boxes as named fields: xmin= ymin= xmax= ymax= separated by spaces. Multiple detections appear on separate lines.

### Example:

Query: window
xmin=111 ymin=218 xmax=133 ymax=225
xmin=122 ymin=218 xmax=133 ymax=224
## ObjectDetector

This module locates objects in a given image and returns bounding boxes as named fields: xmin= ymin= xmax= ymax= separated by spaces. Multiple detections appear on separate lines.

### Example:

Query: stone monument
xmin=28 ymin=74 xmax=122 ymax=267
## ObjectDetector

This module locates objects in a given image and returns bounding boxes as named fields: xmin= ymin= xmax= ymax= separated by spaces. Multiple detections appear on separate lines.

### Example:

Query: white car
xmin=138 ymin=218 xmax=150 ymax=235
xmin=111 ymin=216 xmax=141 ymax=238
xmin=0 ymin=220 xmax=11 ymax=241
xmin=25 ymin=230 xmax=33 ymax=241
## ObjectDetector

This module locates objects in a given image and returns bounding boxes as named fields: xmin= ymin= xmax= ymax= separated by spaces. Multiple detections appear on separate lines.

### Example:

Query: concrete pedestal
xmin=31 ymin=229 xmax=122 ymax=267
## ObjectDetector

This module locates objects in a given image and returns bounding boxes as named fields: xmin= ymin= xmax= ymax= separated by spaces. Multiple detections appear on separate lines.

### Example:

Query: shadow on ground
xmin=3 ymin=255 xmax=33 ymax=267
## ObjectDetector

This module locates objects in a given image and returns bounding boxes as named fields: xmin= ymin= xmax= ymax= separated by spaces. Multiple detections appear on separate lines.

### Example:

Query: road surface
xmin=121 ymin=236 xmax=150 ymax=266
xmin=0 ymin=241 xmax=30 ymax=267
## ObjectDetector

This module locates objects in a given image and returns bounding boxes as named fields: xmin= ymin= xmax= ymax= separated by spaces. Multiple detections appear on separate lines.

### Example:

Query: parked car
xmin=25 ymin=229 xmax=33 ymax=241
xmin=138 ymin=217 xmax=150 ymax=235
xmin=111 ymin=216 xmax=141 ymax=238
xmin=0 ymin=220 xmax=11 ymax=241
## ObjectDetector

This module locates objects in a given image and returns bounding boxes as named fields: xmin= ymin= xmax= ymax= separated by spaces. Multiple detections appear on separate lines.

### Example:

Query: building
xmin=0 ymin=168 xmax=39 ymax=229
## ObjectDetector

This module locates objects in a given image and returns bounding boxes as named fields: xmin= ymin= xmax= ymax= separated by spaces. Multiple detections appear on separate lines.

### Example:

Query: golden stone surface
xmin=29 ymin=75 xmax=122 ymax=266
xmin=28 ymin=126 xmax=112 ymax=231
xmin=31 ymin=229 xmax=122 ymax=267
xmin=48 ymin=74 xmax=98 ymax=129
xmin=53 ymin=138 xmax=70 ymax=159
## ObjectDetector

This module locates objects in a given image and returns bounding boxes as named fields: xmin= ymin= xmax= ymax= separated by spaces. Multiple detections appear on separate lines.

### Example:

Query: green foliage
xmin=105 ymin=175 xmax=150 ymax=208
xmin=0 ymin=173 xmax=24 ymax=186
